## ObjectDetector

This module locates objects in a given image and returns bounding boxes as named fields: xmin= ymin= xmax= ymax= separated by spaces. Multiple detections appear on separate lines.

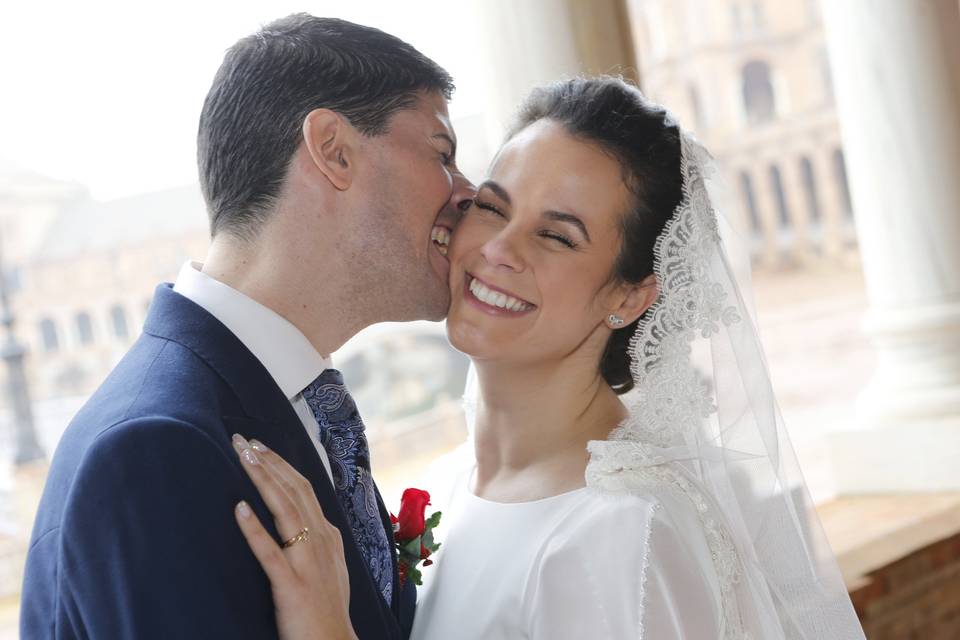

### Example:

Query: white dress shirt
xmin=173 ymin=261 xmax=334 ymax=480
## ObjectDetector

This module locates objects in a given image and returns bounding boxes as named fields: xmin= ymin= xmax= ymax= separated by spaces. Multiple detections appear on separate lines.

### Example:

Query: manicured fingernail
xmin=250 ymin=440 xmax=269 ymax=453
xmin=232 ymin=433 xmax=250 ymax=449
xmin=242 ymin=448 xmax=260 ymax=465
xmin=237 ymin=501 xmax=251 ymax=519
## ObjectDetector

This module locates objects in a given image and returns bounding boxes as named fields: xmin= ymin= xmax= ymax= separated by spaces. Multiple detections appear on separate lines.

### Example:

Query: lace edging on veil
xmin=585 ymin=132 xmax=750 ymax=638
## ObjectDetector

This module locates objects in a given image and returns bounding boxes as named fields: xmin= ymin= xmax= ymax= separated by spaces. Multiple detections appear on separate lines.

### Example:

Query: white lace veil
xmin=463 ymin=128 xmax=865 ymax=638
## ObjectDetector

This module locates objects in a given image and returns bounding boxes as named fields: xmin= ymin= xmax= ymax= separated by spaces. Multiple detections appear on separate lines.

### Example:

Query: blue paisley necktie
xmin=303 ymin=369 xmax=393 ymax=603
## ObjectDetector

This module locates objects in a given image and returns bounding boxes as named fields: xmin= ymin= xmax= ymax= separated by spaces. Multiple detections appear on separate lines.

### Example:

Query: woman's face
xmin=446 ymin=119 xmax=636 ymax=368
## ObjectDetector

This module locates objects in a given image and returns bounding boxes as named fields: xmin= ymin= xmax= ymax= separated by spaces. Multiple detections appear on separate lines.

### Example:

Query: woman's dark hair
xmin=507 ymin=77 xmax=683 ymax=394
xmin=197 ymin=14 xmax=454 ymax=240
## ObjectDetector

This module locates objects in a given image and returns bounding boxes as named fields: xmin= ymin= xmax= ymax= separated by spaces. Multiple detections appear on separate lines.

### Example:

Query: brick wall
xmin=851 ymin=530 xmax=960 ymax=639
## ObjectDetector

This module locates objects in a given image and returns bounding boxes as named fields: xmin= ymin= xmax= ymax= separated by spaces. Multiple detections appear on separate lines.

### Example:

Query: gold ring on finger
xmin=281 ymin=527 xmax=310 ymax=549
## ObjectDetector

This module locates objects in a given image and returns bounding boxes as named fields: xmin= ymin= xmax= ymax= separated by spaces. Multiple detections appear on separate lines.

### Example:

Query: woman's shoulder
xmin=539 ymin=488 xmax=662 ymax=553
xmin=530 ymin=485 xmax=723 ymax=624
xmin=539 ymin=481 xmax=713 ymax=564
xmin=524 ymin=487 xmax=721 ymax=630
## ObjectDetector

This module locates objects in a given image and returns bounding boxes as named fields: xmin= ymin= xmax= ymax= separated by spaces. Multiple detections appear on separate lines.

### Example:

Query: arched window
xmin=75 ymin=311 xmax=94 ymax=346
xmin=738 ymin=171 xmax=762 ymax=235
xmin=110 ymin=305 xmax=129 ymax=340
xmin=768 ymin=164 xmax=791 ymax=229
xmin=832 ymin=148 xmax=853 ymax=217
xmin=742 ymin=60 xmax=776 ymax=124
xmin=39 ymin=318 xmax=59 ymax=353
xmin=799 ymin=156 xmax=821 ymax=223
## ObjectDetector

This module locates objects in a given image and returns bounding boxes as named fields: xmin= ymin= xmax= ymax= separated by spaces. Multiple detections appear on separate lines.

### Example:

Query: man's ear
xmin=609 ymin=274 xmax=658 ymax=327
xmin=302 ymin=108 xmax=356 ymax=191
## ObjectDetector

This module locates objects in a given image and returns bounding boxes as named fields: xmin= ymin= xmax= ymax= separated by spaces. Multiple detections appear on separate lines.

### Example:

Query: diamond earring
xmin=608 ymin=314 xmax=625 ymax=327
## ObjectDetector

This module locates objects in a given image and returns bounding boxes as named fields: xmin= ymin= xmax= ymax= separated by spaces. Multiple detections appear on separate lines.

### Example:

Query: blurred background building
xmin=1 ymin=0 xmax=959 ymax=636
xmin=629 ymin=0 xmax=858 ymax=266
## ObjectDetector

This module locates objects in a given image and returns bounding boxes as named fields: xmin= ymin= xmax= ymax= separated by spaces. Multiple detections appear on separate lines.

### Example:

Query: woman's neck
xmin=470 ymin=357 xmax=626 ymax=502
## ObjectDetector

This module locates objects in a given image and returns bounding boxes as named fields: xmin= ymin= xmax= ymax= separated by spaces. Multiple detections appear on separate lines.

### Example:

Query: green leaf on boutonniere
xmin=406 ymin=565 xmax=424 ymax=586
xmin=425 ymin=511 xmax=442 ymax=530
xmin=402 ymin=537 xmax=422 ymax=556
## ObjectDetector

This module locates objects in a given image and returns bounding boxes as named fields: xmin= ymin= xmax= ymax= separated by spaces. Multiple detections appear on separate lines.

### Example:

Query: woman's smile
xmin=462 ymin=273 xmax=537 ymax=317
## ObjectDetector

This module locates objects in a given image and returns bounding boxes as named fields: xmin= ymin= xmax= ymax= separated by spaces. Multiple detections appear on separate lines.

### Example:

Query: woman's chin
xmin=445 ymin=315 xmax=502 ymax=360
xmin=444 ymin=319 xmax=477 ymax=357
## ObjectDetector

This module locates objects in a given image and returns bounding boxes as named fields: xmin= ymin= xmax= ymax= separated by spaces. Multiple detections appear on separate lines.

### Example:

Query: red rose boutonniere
xmin=390 ymin=488 xmax=441 ymax=587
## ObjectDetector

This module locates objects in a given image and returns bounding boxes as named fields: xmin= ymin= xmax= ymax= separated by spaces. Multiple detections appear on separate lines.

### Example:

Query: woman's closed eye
xmin=539 ymin=230 xmax=578 ymax=249
xmin=473 ymin=197 xmax=505 ymax=218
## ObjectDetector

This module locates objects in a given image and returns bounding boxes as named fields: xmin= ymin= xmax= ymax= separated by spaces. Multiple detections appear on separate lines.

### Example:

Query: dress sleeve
xmin=524 ymin=492 xmax=724 ymax=639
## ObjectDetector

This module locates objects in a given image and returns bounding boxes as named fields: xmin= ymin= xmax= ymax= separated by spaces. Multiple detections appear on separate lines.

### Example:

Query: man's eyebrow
xmin=478 ymin=180 xmax=510 ymax=204
xmin=432 ymin=133 xmax=457 ymax=156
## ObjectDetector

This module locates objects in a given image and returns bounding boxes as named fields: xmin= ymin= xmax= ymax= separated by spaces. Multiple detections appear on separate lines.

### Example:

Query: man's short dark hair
xmin=197 ymin=14 xmax=455 ymax=238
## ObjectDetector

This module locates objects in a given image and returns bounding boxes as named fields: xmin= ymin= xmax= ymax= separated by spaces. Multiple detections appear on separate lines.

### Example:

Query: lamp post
xmin=0 ymin=227 xmax=44 ymax=465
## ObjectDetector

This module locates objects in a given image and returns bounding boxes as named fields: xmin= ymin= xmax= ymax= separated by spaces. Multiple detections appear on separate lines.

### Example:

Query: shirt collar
xmin=173 ymin=261 xmax=330 ymax=400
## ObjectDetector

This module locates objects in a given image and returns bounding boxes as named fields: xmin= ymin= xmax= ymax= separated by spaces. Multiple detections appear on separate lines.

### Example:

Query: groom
xmin=20 ymin=14 xmax=473 ymax=640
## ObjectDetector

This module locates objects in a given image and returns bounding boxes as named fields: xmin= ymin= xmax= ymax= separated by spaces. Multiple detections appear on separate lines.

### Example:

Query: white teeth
xmin=468 ymin=277 xmax=531 ymax=312
xmin=431 ymin=226 xmax=451 ymax=247
xmin=432 ymin=227 xmax=450 ymax=257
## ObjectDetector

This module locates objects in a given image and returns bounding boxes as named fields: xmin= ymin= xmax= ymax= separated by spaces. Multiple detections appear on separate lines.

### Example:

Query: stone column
xmin=468 ymin=0 xmax=637 ymax=150
xmin=811 ymin=146 xmax=846 ymax=259
xmin=751 ymin=164 xmax=784 ymax=266
xmin=779 ymin=155 xmax=814 ymax=262
xmin=822 ymin=0 xmax=960 ymax=492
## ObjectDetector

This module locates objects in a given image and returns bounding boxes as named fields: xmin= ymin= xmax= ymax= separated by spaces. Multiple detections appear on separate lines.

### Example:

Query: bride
xmin=230 ymin=76 xmax=866 ymax=639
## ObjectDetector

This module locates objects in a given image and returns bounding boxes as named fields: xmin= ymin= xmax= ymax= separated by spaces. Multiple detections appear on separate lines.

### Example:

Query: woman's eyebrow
xmin=478 ymin=180 xmax=511 ymax=204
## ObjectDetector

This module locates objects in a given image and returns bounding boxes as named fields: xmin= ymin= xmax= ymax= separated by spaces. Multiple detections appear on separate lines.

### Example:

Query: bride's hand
xmin=231 ymin=434 xmax=357 ymax=640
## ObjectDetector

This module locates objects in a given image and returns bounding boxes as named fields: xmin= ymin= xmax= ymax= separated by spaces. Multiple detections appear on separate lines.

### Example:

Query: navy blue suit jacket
xmin=21 ymin=284 xmax=416 ymax=639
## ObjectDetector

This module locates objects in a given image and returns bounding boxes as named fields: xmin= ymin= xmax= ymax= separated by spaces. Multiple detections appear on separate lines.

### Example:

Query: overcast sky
xmin=1 ymin=0 xmax=483 ymax=200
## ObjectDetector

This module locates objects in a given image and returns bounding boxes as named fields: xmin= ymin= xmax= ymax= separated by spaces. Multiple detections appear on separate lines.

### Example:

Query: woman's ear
xmin=606 ymin=274 xmax=658 ymax=328
xmin=302 ymin=109 xmax=356 ymax=191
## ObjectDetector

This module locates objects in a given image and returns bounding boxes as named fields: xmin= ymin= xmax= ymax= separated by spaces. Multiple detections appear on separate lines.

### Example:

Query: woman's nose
xmin=481 ymin=227 xmax=526 ymax=272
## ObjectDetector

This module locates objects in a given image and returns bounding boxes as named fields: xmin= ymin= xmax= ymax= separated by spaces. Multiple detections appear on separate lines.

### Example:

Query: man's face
xmin=353 ymin=91 xmax=476 ymax=322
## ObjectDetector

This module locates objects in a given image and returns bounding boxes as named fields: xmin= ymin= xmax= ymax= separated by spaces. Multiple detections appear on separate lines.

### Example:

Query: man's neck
xmin=201 ymin=233 xmax=374 ymax=358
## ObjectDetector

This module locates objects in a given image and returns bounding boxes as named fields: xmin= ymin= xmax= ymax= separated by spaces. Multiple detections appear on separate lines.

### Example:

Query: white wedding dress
xmin=410 ymin=449 xmax=727 ymax=640
xmin=410 ymin=128 xmax=865 ymax=640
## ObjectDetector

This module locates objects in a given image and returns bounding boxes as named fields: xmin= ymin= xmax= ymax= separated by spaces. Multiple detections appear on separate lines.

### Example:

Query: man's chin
xmin=422 ymin=284 xmax=451 ymax=322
